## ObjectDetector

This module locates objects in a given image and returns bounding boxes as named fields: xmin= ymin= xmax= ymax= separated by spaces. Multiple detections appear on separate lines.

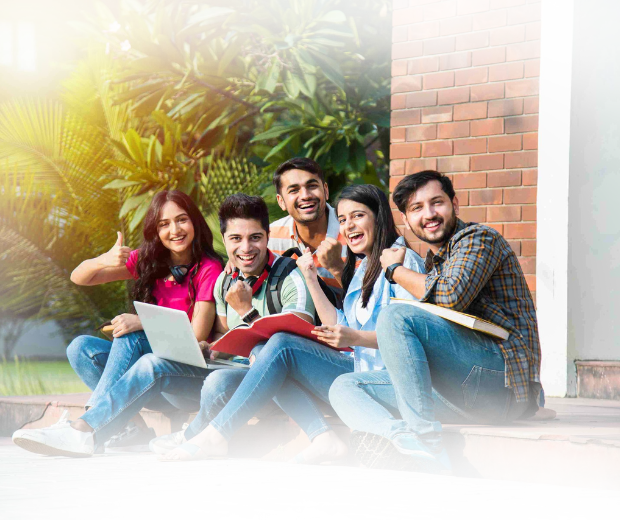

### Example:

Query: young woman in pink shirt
xmin=66 ymin=190 xmax=223 ymax=447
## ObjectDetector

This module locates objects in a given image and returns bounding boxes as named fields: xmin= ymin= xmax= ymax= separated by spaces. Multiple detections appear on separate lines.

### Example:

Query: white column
xmin=536 ymin=0 xmax=575 ymax=397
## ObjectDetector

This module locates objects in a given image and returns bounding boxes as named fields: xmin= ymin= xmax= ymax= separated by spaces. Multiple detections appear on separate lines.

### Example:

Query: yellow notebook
xmin=390 ymin=298 xmax=510 ymax=340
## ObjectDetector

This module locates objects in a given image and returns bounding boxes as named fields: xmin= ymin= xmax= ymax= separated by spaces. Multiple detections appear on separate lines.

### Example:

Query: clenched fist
xmin=225 ymin=279 xmax=253 ymax=316
xmin=296 ymin=247 xmax=317 ymax=281
xmin=380 ymin=247 xmax=406 ymax=271
xmin=315 ymin=237 xmax=344 ymax=274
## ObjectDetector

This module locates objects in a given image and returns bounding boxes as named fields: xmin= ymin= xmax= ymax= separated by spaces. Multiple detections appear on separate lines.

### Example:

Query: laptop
xmin=134 ymin=301 xmax=248 ymax=371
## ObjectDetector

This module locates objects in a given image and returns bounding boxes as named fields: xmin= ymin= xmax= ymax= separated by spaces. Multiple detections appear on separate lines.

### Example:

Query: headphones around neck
xmin=232 ymin=250 xmax=276 ymax=295
xmin=169 ymin=263 xmax=195 ymax=284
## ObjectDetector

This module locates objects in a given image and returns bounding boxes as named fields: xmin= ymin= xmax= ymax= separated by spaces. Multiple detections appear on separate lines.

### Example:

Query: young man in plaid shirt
xmin=330 ymin=170 xmax=542 ymax=470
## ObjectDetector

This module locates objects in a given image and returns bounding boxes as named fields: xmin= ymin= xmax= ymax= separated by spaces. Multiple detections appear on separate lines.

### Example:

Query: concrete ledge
xmin=576 ymin=360 xmax=620 ymax=400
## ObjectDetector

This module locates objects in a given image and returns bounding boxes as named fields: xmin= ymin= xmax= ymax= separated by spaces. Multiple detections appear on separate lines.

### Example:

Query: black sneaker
xmin=105 ymin=423 xmax=156 ymax=449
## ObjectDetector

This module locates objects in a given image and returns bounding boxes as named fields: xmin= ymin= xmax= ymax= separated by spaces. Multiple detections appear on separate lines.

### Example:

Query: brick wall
xmin=390 ymin=0 xmax=540 ymax=294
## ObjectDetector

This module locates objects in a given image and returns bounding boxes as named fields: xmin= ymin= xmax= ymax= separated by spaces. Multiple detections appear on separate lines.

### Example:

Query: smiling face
xmin=276 ymin=169 xmax=328 ymax=224
xmin=401 ymin=180 xmax=459 ymax=251
xmin=337 ymin=199 xmax=376 ymax=257
xmin=223 ymin=218 xmax=269 ymax=276
xmin=157 ymin=201 xmax=195 ymax=260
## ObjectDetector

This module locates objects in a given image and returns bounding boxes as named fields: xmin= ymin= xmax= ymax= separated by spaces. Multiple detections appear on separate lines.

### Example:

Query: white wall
xmin=567 ymin=0 xmax=620 ymax=362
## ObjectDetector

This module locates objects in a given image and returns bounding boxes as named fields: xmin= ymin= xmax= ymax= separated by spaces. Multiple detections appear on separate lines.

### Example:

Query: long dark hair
xmin=133 ymin=191 xmax=223 ymax=310
xmin=337 ymin=185 xmax=400 ymax=308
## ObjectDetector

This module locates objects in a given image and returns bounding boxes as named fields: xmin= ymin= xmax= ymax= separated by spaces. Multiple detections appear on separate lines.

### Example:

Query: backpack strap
xmin=220 ymin=271 xmax=237 ymax=314
xmin=266 ymin=257 xmax=298 ymax=315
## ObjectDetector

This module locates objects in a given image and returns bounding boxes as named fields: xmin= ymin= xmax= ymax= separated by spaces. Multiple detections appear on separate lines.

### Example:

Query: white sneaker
xmin=12 ymin=409 xmax=95 ymax=458
xmin=149 ymin=423 xmax=188 ymax=455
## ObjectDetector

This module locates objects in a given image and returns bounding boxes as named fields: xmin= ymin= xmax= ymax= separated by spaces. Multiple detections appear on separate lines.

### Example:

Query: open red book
xmin=210 ymin=313 xmax=353 ymax=358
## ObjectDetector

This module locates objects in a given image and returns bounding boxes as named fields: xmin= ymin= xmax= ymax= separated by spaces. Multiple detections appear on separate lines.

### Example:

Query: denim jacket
xmin=335 ymin=237 xmax=425 ymax=372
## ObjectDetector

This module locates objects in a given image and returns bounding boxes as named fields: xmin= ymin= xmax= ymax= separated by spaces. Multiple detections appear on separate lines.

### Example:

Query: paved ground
xmin=0 ymin=439 xmax=617 ymax=520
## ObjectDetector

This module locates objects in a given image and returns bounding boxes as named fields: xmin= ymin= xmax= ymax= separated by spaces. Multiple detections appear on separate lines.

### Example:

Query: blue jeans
xmin=80 ymin=353 xmax=211 ymax=443
xmin=204 ymin=333 xmax=354 ymax=441
xmin=330 ymin=304 xmax=529 ymax=446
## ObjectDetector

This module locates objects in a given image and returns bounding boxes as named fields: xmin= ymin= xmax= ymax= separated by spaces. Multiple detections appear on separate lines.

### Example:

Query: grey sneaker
xmin=149 ymin=423 xmax=189 ymax=456
xmin=106 ymin=423 xmax=156 ymax=449
xmin=12 ymin=410 xmax=94 ymax=458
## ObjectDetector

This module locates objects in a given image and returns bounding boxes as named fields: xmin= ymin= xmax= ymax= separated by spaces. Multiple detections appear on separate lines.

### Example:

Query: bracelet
xmin=242 ymin=307 xmax=260 ymax=324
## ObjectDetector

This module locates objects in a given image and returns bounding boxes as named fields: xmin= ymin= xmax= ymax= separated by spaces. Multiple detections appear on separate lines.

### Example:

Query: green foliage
xmin=0 ymin=358 xmax=89 ymax=396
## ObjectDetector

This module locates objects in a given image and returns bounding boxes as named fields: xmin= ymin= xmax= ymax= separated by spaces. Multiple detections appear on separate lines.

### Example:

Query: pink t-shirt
xmin=126 ymin=250 xmax=222 ymax=321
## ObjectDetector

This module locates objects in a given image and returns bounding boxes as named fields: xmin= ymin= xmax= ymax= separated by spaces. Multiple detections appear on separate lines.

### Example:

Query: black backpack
xmin=221 ymin=251 xmax=343 ymax=325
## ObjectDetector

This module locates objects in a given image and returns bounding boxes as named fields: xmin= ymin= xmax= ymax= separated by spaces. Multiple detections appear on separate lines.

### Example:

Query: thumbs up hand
xmin=102 ymin=231 xmax=131 ymax=267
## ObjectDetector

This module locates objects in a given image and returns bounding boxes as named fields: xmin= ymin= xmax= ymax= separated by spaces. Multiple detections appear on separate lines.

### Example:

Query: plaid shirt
xmin=421 ymin=219 xmax=541 ymax=404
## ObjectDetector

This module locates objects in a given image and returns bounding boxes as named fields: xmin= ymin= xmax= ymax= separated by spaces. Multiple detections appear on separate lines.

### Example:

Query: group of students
xmin=12 ymin=157 xmax=543 ymax=471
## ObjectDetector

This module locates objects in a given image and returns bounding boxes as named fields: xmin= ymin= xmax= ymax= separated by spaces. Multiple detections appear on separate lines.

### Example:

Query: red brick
xmin=472 ymin=47 xmax=507 ymax=66
xmin=407 ymin=91 xmax=438 ymax=108
xmin=504 ymin=186 xmax=537 ymax=204
xmin=507 ymin=240 xmax=521 ymax=256
xmin=454 ymin=101 xmax=488 ymax=120
xmin=505 ymin=115 xmax=538 ymax=133
xmin=453 ymin=172 xmax=487 ymax=189
xmin=392 ymin=76 xmax=423 ymax=93
xmin=392 ymin=60 xmax=408 ymax=77
xmin=393 ymin=26 xmax=408 ymax=43
xmin=391 ymin=128 xmax=406 ymax=143
xmin=470 ymin=189 xmax=503 ymax=205
xmin=408 ymin=21 xmax=441 ymax=41
xmin=487 ymin=205 xmax=521 ymax=221
xmin=503 ymin=223 xmax=536 ymax=239
xmin=490 ymin=0 xmax=526 ymax=8
xmin=505 ymin=78 xmax=539 ymax=98
xmin=423 ymin=71 xmax=455 ymax=90
xmin=522 ymin=205 xmax=537 ymax=221
xmin=523 ymin=132 xmax=538 ymax=150
xmin=438 ymin=86 xmax=471 ymax=105
xmin=487 ymin=223 xmax=503 ymax=234
xmin=489 ymin=98 xmax=523 ymax=117
xmin=471 ymin=153 xmax=504 ymax=171
xmin=489 ymin=135 xmax=522 ymax=152
xmin=521 ymin=239 xmax=536 ymax=256
xmin=506 ymin=41 xmax=540 ymax=61
xmin=424 ymin=37 xmax=456 ymax=56
xmin=390 ymin=160 xmax=405 ymax=177
xmin=390 ymin=174 xmax=405 ymax=192
xmin=424 ymin=1 xmax=458 ymax=21
xmin=393 ymin=7 xmax=425 ymax=26
xmin=518 ymin=257 xmax=536 ymax=274
xmin=406 ymin=124 xmax=438 ymax=141
xmin=487 ymin=169 xmax=522 ymax=187
xmin=507 ymin=3 xmax=541 ymax=25
xmin=526 ymin=22 xmax=542 ymax=41
xmin=421 ymin=106 xmax=453 ymax=123
xmin=405 ymin=158 xmax=438 ymax=175
xmin=456 ymin=31 xmax=490 ymax=51
xmin=455 ymin=189 xmax=470 ymax=205
xmin=455 ymin=67 xmax=489 ymax=86
xmin=390 ymin=143 xmax=422 ymax=159
xmin=470 ymin=83 xmax=505 ymax=101
xmin=471 ymin=118 xmax=504 ymax=136
xmin=392 ymin=109 xmax=421 ymax=127
xmin=392 ymin=209 xmax=404 ymax=226
xmin=459 ymin=206 xmax=487 ymax=222
xmin=438 ymin=121 xmax=470 ymax=138
xmin=392 ymin=94 xmax=407 ymax=110
xmin=458 ymin=0 xmax=492 ymax=15
xmin=454 ymin=137 xmax=487 ymax=155
xmin=505 ymin=151 xmax=537 ymax=168
xmin=440 ymin=15 xmax=473 ymax=36
xmin=438 ymin=156 xmax=471 ymax=172
xmin=393 ymin=41 xmax=425 ymax=60
xmin=525 ymin=274 xmax=536 ymax=292
xmin=490 ymin=25 xmax=525 ymax=46
xmin=524 ymin=97 xmax=539 ymax=114
xmin=440 ymin=52 xmax=473 ymax=70
xmin=421 ymin=140 xmax=453 ymax=157
xmin=522 ymin=168 xmax=537 ymax=185
xmin=489 ymin=62 xmax=524 ymax=81
xmin=473 ymin=11 xmax=507 ymax=32
xmin=525 ymin=59 xmax=540 ymax=78
xmin=409 ymin=56 xmax=440 ymax=74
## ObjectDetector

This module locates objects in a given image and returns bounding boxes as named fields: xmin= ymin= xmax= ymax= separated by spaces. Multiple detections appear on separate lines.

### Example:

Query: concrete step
xmin=1 ymin=394 xmax=618 ymax=488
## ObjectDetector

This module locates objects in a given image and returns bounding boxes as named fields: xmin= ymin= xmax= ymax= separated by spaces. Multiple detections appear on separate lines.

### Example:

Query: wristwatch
xmin=385 ymin=263 xmax=403 ymax=284
xmin=242 ymin=307 xmax=260 ymax=324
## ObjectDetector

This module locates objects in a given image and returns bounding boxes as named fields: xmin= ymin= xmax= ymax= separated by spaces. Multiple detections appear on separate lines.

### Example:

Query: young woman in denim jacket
xmin=66 ymin=190 xmax=223 ymax=445
xmin=163 ymin=184 xmax=424 ymax=463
